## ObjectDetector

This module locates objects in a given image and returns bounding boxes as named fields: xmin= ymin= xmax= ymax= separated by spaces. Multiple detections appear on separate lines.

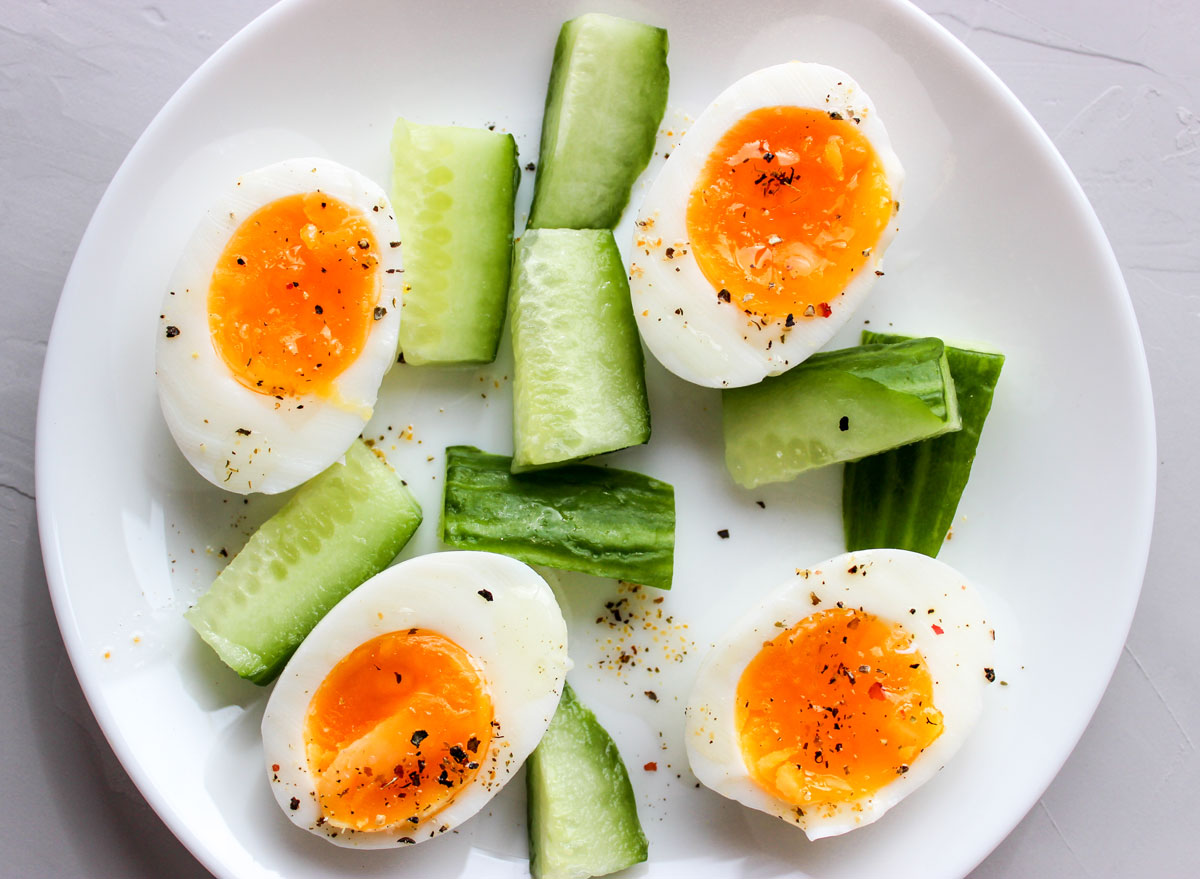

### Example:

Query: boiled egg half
xmin=156 ymin=158 xmax=403 ymax=494
xmin=631 ymin=63 xmax=903 ymax=388
xmin=685 ymin=549 xmax=993 ymax=839
xmin=262 ymin=551 xmax=570 ymax=848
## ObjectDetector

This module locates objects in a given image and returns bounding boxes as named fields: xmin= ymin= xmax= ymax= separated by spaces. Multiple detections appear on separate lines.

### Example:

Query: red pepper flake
xmin=932 ymin=623 xmax=944 ymax=635
xmin=271 ymin=763 xmax=280 ymax=772
xmin=643 ymin=762 xmax=658 ymax=772
xmin=868 ymin=681 xmax=885 ymax=700
xmin=817 ymin=302 xmax=833 ymax=317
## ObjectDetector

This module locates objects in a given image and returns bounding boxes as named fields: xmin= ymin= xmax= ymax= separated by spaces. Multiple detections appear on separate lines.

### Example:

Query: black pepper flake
xmin=314 ymin=304 xmax=323 ymax=314
xmin=236 ymin=257 xmax=246 ymax=265
xmin=525 ymin=162 xmax=536 ymax=172
xmin=410 ymin=730 xmax=428 ymax=747
xmin=289 ymin=797 xmax=300 ymax=810
xmin=717 ymin=288 xmax=731 ymax=303
xmin=236 ymin=428 xmax=251 ymax=436
xmin=165 ymin=325 xmax=180 ymax=338
xmin=897 ymin=764 xmax=910 ymax=774
xmin=449 ymin=745 xmax=468 ymax=764
xmin=839 ymin=416 xmax=849 ymax=431
xmin=467 ymin=736 xmax=481 ymax=753
xmin=478 ymin=589 xmax=494 ymax=602
xmin=785 ymin=313 xmax=795 ymax=327
xmin=374 ymin=306 xmax=387 ymax=320
xmin=984 ymin=667 xmax=996 ymax=683
xmin=399 ymin=837 xmax=415 ymax=845
xmin=665 ymin=246 xmax=675 ymax=258
xmin=762 ymin=151 xmax=775 ymax=163
xmin=756 ymin=500 xmax=766 ymax=508
xmin=357 ymin=238 xmax=370 ymax=249
xmin=828 ymin=110 xmax=843 ymax=120
xmin=394 ymin=672 xmax=403 ymax=684
xmin=645 ymin=690 xmax=659 ymax=702
xmin=717 ymin=529 xmax=730 ymax=539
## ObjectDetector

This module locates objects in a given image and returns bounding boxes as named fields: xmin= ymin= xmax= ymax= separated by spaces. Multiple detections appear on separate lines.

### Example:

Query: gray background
xmin=2 ymin=0 xmax=1195 ymax=876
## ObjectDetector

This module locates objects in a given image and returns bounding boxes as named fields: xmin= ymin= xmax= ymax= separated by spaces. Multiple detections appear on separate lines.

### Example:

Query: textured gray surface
xmin=3 ymin=0 xmax=1196 ymax=876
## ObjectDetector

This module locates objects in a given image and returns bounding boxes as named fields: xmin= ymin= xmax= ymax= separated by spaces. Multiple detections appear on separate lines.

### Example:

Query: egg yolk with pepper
xmin=303 ymin=629 xmax=493 ymax=831
xmin=207 ymin=191 xmax=382 ymax=398
xmin=686 ymin=106 xmax=895 ymax=323
xmin=735 ymin=608 xmax=942 ymax=808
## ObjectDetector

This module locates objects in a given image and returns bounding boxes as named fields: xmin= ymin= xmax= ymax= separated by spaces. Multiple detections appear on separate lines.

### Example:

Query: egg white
xmin=685 ymin=549 xmax=993 ymax=839
xmin=262 ymin=551 xmax=570 ymax=849
xmin=631 ymin=63 xmax=904 ymax=388
xmin=156 ymin=157 xmax=404 ymax=495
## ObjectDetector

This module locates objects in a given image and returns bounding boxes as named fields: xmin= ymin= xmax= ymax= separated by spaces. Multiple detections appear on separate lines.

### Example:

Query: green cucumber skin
xmin=185 ymin=440 xmax=422 ymax=683
xmin=390 ymin=119 xmax=519 ymax=365
xmin=527 ymin=683 xmax=649 ymax=879
xmin=509 ymin=229 xmax=651 ymax=470
xmin=529 ymin=13 xmax=669 ymax=229
xmin=844 ymin=332 xmax=1005 ymax=557
xmin=723 ymin=338 xmax=962 ymax=489
xmin=441 ymin=446 xmax=674 ymax=590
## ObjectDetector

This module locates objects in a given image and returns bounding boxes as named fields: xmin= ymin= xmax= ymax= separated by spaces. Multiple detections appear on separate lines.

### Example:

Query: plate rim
xmin=34 ymin=0 xmax=1157 ymax=876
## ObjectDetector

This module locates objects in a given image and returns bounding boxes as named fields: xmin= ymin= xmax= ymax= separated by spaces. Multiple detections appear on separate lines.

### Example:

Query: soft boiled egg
xmin=156 ymin=158 xmax=404 ymax=494
xmin=631 ymin=63 xmax=904 ymax=388
xmin=685 ymin=549 xmax=993 ymax=839
xmin=262 ymin=551 xmax=570 ymax=848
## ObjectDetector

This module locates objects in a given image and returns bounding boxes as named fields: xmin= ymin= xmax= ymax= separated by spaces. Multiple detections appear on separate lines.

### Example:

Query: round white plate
xmin=36 ymin=0 xmax=1155 ymax=877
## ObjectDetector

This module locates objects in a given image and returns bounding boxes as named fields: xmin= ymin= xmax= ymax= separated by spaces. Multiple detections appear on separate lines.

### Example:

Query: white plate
xmin=36 ymin=0 xmax=1155 ymax=877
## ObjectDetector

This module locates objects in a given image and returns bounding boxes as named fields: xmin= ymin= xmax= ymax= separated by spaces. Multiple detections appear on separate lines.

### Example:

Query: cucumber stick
xmin=186 ymin=440 xmax=422 ymax=684
xmin=509 ymin=229 xmax=650 ymax=470
xmin=527 ymin=683 xmax=648 ymax=879
xmin=529 ymin=13 xmax=669 ymax=229
xmin=390 ymin=119 xmax=519 ymax=364
xmin=844 ymin=332 xmax=1005 ymax=557
xmin=441 ymin=446 xmax=674 ymax=590
xmin=723 ymin=338 xmax=962 ymax=489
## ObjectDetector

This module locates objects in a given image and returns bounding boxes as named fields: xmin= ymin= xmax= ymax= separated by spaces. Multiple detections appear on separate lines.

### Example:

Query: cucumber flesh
xmin=390 ymin=119 xmax=519 ymax=364
xmin=723 ymin=338 xmax=961 ymax=489
xmin=844 ymin=332 xmax=1005 ymax=557
xmin=441 ymin=446 xmax=674 ymax=590
xmin=527 ymin=683 xmax=648 ymax=879
xmin=185 ymin=440 xmax=422 ymax=683
xmin=509 ymin=228 xmax=650 ymax=470
xmin=529 ymin=13 xmax=669 ymax=229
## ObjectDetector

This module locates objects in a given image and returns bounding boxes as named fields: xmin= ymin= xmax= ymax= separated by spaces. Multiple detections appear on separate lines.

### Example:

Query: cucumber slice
xmin=441 ymin=446 xmax=674 ymax=590
xmin=185 ymin=440 xmax=422 ymax=683
xmin=722 ymin=338 xmax=962 ymax=489
xmin=844 ymin=332 xmax=1005 ymax=557
xmin=527 ymin=683 xmax=648 ymax=879
xmin=528 ymin=13 xmax=669 ymax=229
xmin=390 ymin=119 xmax=519 ymax=364
xmin=509 ymin=229 xmax=650 ymax=470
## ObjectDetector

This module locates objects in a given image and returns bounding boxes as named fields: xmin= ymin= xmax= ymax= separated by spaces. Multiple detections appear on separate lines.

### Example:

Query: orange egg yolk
xmin=686 ymin=106 xmax=894 ymax=324
xmin=207 ymin=191 xmax=381 ymax=398
xmin=735 ymin=608 xmax=942 ymax=809
xmin=303 ymin=629 xmax=493 ymax=832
